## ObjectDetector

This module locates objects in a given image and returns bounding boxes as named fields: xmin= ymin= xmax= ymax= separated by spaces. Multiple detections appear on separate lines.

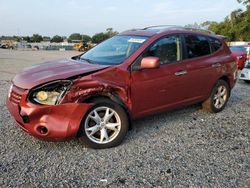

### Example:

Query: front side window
xmin=80 ymin=35 xmax=148 ymax=65
xmin=185 ymin=35 xmax=211 ymax=58
xmin=148 ymin=35 xmax=182 ymax=64
xmin=141 ymin=35 xmax=182 ymax=65
xmin=132 ymin=35 xmax=182 ymax=70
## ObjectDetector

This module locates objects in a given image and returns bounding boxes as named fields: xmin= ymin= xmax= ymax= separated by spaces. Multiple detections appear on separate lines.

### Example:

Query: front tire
xmin=202 ymin=80 xmax=230 ymax=113
xmin=79 ymin=98 xmax=129 ymax=149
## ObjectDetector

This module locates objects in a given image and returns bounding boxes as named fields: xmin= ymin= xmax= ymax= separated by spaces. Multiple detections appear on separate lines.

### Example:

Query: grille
xmin=10 ymin=85 xmax=25 ymax=105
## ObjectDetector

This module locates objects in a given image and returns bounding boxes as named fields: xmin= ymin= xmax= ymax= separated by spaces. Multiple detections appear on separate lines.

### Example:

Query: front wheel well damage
xmin=77 ymin=93 xmax=132 ymax=138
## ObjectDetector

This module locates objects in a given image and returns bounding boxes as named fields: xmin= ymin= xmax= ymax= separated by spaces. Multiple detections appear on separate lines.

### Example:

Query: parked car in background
xmin=239 ymin=58 xmax=250 ymax=83
xmin=230 ymin=45 xmax=250 ymax=70
xmin=6 ymin=26 xmax=238 ymax=149
xmin=239 ymin=47 xmax=250 ymax=83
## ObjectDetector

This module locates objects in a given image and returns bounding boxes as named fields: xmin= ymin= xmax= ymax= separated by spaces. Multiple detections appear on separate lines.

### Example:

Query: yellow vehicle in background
xmin=73 ymin=42 xmax=95 ymax=52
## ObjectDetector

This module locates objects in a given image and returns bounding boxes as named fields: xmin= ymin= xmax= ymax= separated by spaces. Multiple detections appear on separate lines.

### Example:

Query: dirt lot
xmin=0 ymin=49 xmax=249 ymax=187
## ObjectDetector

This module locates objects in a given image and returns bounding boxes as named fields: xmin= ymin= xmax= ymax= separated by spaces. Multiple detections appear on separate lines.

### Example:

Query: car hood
xmin=12 ymin=58 xmax=110 ymax=89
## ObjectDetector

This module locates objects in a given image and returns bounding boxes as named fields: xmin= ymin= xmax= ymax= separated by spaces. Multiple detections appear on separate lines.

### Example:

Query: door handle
xmin=175 ymin=70 xmax=188 ymax=76
xmin=212 ymin=63 xmax=221 ymax=68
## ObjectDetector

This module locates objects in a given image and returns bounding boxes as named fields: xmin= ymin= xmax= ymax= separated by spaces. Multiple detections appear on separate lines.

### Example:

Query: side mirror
xmin=140 ymin=57 xmax=160 ymax=69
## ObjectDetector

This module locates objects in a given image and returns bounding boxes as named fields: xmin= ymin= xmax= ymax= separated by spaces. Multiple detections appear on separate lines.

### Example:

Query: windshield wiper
xmin=79 ymin=58 xmax=95 ymax=64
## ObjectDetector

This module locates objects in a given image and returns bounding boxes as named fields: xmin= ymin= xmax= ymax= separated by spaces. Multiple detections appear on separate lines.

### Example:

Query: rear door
xmin=181 ymin=35 xmax=224 ymax=99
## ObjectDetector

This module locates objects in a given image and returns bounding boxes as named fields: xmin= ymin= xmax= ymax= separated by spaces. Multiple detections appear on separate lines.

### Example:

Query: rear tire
xmin=79 ymin=98 xmax=129 ymax=149
xmin=202 ymin=80 xmax=230 ymax=113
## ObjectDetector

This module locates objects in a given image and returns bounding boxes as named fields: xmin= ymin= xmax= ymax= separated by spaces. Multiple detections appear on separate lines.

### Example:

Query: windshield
xmin=80 ymin=35 xmax=148 ymax=65
xmin=230 ymin=46 xmax=248 ymax=53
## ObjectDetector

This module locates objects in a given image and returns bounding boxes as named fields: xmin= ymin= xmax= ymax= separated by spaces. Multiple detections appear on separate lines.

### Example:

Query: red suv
xmin=6 ymin=26 xmax=237 ymax=148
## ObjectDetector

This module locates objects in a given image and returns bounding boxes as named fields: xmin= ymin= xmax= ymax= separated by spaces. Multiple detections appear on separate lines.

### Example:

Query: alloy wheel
xmin=213 ymin=85 xmax=228 ymax=109
xmin=84 ymin=107 xmax=121 ymax=144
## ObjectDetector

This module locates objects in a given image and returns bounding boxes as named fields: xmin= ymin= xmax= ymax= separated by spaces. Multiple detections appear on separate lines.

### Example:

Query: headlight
xmin=29 ymin=80 xmax=72 ymax=105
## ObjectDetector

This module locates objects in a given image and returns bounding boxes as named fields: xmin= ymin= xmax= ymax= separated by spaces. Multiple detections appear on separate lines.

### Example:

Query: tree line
xmin=2 ymin=0 xmax=249 ymax=43
xmin=0 ymin=28 xmax=118 ymax=44
xmin=201 ymin=0 xmax=250 ymax=41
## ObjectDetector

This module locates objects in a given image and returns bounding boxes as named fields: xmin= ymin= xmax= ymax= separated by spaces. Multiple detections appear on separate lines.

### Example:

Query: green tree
xmin=237 ymin=0 xmax=250 ymax=5
xmin=91 ymin=28 xmax=118 ymax=44
xmin=81 ymin=35 xmax=91 ymax=43
xmin=31 ymin=34 xmax=43 ymax=42
xmin=50 ymin=35 xmax=64 ymax=43
xmin=42 ymin=36 xmax=51 ymax=42
xmin=200 ymin=0 xmax=250 ymax=41
xmin=22 ymin=36 xmax=31 ymax=42
xmin=106 ymin=28 xmax=118 ymax=37
xmin=68 ymin=33 xmax=82 ymax=42
xmin=91 ymin=32 xmax=110 ymax=43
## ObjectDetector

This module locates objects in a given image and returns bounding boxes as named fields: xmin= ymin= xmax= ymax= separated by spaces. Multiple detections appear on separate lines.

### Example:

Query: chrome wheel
xmin=213 ymin=85 xmax=227 ymax=109
xmin=84 ymin=107 xmax=121 ymax=144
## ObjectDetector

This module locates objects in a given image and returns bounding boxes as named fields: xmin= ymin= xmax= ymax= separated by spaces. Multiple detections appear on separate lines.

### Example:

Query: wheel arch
xmin=218 ymin=75 xmax=231 ymax=96
xmin=77 ymin=92 xmax=132 ymax=137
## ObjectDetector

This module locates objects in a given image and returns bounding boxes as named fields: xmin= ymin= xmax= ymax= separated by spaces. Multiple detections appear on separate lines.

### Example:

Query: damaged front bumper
xmin=6 ymin=87 xmax=92 ymax=141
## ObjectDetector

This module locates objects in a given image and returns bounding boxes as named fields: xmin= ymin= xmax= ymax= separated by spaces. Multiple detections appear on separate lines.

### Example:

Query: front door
xmin=130 ymin=35 xmax=191 ymax=118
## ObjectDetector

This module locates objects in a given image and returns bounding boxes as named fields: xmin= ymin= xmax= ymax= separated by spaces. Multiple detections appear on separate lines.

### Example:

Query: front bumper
xmin=239 ymin=68 xmax=250 ymax=81
xmin=6 ymin=86 xmax=92 ymax=141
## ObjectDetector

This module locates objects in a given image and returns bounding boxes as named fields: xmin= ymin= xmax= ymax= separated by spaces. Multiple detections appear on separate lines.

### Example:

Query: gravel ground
xmin=0 ymin=49 xmax=250 ymax=187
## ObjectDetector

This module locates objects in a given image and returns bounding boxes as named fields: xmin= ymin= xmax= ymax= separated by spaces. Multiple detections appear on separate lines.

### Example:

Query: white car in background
xmin=239 ymin=47 xmax=250 ymax=83
xmin=239 ymin=59 xmax=250 ymax=83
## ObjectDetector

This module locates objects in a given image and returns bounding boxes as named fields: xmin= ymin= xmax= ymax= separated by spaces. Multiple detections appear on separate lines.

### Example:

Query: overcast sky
xmin=0 ymin=0 xmax=243 ymax=37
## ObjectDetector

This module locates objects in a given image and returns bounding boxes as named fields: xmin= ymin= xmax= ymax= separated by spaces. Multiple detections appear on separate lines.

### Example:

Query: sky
xmin=0 ymin=0 xmax=244 ymax=37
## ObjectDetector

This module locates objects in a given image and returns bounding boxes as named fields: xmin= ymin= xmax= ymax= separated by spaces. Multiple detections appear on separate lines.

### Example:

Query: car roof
xmin=119 ymin=25 xmax=217 ymax=38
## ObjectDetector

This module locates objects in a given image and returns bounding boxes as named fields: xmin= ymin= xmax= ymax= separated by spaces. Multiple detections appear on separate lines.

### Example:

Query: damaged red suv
xmin=6 ymin=26 xmax=237 ymax=148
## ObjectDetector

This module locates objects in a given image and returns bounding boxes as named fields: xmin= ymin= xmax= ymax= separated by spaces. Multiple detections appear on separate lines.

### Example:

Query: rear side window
xmin=184 ymin=35 xmax=211 ymax=58
xmin=209 ymin=37 xmax=222 ymax=52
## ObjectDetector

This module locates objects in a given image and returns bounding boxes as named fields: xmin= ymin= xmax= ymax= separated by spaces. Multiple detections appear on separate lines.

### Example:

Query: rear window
xmin=210 ymin=37 xmax=222 ymax=52
xmin=184 ymin=35 xmax=211 ymax=58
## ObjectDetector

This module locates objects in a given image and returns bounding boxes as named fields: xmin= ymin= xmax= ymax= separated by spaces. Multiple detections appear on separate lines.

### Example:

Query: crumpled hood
xmin=12 ymin=58 xmax=109 ymax=89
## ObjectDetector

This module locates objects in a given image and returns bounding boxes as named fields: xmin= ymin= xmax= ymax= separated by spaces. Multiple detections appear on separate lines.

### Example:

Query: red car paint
xmin=6 ymin=27 xmax=237 ymax=141
xmin=230 ymin=45 xmax=250 ymax=70
xmin=230 ymin=51 xmax=247 ymax=70
xmin=13 ymin=59 xmax=109 ymax=89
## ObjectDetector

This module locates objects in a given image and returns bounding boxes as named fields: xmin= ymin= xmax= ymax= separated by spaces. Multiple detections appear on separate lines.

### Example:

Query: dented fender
xmin=63 ymin=67 xmax=132 ymax=112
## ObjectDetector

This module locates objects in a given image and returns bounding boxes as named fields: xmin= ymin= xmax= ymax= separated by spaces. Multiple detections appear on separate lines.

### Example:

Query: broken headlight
xmin=29 ymin=80 xmax=72 ymax=105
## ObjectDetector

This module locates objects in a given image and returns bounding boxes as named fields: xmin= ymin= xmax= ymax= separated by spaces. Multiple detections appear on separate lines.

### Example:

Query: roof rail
xmin=183 ymin=27 xmax=215 ymax=35
xmin=142 ymin=25 xmax=215 ymax=35
xmin=142 ymin=25 xmax=182 ymax=30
